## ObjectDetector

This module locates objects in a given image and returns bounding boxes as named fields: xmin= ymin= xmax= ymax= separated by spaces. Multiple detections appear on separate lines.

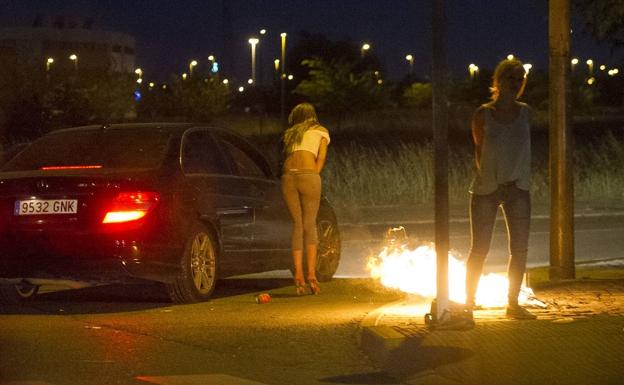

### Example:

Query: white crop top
xmin=291 ymin=128 xmax=331 ymax=157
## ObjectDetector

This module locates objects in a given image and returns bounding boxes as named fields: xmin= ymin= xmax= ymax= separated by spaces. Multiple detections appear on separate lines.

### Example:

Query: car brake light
xmin=41 ymin=165 xmax=103 ymax=170
xmin=102 ymin=192 xmax=160 ymax=224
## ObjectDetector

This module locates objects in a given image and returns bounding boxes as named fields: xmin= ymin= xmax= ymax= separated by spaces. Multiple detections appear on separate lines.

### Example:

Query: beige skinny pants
xmin=281 ymin=170 xmax=321 ymax=251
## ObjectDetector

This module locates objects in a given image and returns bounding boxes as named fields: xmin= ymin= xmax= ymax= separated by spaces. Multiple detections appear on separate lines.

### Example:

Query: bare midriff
xmin=283 ymin=150 xmax=317 ymax=173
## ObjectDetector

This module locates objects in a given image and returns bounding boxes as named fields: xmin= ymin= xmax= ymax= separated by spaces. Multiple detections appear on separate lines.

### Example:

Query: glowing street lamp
xmin=506 ymin=54 xmax=514 ymax=60
xmin=280 ymin=32 xmax=287 ymax=130
xmin=248 ymin=37 xmax=259 ymax=84
xmin=259 ymin=28 xmax=267 ymax=35
xmin=468 ymin=63 xmax=479 ymax=80
xmin=405 ymin=54 xmax=414 ymax=75
xmin=46 ymin=57 xmax=54 ymax=72
xmin=586 ymin=59 xmax=594 ymax=76
xmin=523 ymin=63 xmax=533 ymax=74
xmin=189 ymin=60 xmax=198 ymax=76
xmin=134 ymin=68 xmax=143 ymax=78
xmin=599 ymin=64 xmax=606 ymax=71
xmin=571 ymin=57 xmax=579 ymax=71
xmin=361 ymin=43 xmax=371 ymax=57
xmin=274 ymin=58 xmax=280 ymax=72
xmin=69 ymin=54 xmax=78 ymax=70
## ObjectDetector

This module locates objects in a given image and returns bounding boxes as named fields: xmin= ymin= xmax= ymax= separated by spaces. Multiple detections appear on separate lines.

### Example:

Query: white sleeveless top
xmin=470 ymin=104 xmax=531 ymax=195
xmin=291 ymin=128 xmax=330 ymax=157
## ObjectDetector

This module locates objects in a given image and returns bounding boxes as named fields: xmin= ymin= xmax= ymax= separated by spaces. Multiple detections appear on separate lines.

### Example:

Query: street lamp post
xmin=248 ymin=38 xmax=259 ymax=84
xmin=405 ymin=54 xmax=414 ymax=76
xmin=69 ymin=54 xmax=78 ymax=71
xmin=468 ymin=63 xmax=479 ymax=80
xmin=361 ymin=43 xmax=371 ymax=57
xmin=586 ymin=59 xmax=594 ymax=77
xmin=189 ymin=60 xmax=198 ymax=77
xmin=280 ymin=32 xmax=287 ymax=130
xmin=46 ymin=57 xmax=54 ymax=72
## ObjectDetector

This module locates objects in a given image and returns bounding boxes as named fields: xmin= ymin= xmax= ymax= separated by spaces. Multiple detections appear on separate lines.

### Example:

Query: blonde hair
xmin=490 ymin=58 xmax=527 ymax=100
xmin=283 ymin=103 xmax=319 ymax=155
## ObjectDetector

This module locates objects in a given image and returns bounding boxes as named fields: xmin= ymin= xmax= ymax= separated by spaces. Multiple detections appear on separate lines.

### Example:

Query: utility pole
xmin=432 ymin=0 xmax=450 ymax=319
xmin=549 ymin=0 xmax=575 ymax=280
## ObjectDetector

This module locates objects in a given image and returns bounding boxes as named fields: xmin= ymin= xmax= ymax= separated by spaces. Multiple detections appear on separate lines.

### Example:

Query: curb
xmin=359 ymin=300 xmax=409 ymax=364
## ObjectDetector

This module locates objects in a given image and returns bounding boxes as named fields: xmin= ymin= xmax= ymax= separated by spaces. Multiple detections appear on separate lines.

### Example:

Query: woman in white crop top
xmin=465 ymin=58 xmax=536 ymax=320
xmin=281 ymin=103 xmax=330 ymax=295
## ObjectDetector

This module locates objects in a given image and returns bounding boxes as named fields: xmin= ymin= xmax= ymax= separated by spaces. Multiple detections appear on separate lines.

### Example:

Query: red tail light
xmin=102 ymin=192 xmax=160 ymax=224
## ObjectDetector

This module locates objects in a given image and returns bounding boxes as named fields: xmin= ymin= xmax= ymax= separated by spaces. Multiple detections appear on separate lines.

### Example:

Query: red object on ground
xmin=256 ymin=293 xmax=271 ymax=304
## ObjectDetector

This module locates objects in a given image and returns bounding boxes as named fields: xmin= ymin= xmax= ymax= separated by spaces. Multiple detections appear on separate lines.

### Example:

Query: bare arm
xmin=471 ymin=108 xmax=485 ymax=170
xmin=315 ymin=138 xmax=328 ymax=173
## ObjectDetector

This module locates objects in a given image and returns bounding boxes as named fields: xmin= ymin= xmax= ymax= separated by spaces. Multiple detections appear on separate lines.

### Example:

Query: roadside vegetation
xmin=320 ymin=127 xmax=624 ymax=211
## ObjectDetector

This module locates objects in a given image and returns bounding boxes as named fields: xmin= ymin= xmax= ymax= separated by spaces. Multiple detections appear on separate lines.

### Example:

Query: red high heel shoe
xmin=308 ymin=279 xmax=321 ymax=295
xmin=294 ymin=279 xmax=306 ymax=296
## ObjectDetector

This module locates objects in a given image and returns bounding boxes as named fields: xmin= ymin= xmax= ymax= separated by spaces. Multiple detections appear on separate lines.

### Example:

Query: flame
xmin=368 ymin=242 xmax=536 ymax=308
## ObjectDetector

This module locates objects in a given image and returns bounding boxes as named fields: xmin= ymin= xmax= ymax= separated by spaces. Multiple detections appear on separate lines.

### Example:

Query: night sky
xmin=2 ymin=0 xmax=622 ymax=83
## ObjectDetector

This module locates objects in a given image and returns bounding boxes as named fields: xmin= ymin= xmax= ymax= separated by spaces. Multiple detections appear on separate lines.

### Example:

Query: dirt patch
xmin=531 ymin=279 xmax=624 ymax=318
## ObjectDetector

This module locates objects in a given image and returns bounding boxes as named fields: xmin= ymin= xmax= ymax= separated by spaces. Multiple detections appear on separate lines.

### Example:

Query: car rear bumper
xmin=0 ymin=231 xmax=181 ymax=284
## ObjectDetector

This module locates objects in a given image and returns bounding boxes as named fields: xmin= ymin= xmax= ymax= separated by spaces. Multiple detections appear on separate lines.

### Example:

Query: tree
xmin=573 ymin=0 xmax=624 ymax=49
xmin=170 ymin=75 xmax=230 ymax=122
xmin=403 ymin=82 xmax=432 ymax=108
xmin=294 ymin=58 xmax=390 ymax=124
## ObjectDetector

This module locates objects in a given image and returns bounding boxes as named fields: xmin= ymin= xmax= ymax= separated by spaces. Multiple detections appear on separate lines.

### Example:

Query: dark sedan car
xmin=0 ymin=123 xmax=340 ymax=304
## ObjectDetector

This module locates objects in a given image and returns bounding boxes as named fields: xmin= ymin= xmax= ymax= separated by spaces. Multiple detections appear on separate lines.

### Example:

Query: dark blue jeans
xmin=465 ymin=182 xmax=531 ymax=306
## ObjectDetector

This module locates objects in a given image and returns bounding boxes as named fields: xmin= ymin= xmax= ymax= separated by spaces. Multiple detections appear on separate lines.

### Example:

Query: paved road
xmin=336 ymin=213 xmax=624 ymax=277
xmin=0 ymin=279 xmax=403 ymax=385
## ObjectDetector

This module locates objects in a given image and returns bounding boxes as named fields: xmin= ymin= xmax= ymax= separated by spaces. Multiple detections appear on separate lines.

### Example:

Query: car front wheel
xmin=166 ymin=226 xmax=218 ymax=304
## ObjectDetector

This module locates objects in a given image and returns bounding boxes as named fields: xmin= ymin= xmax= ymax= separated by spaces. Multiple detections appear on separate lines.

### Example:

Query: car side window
xmin=215 ymin=133 xmax=270 ymax=178
xmin=181 ymin=130 xmax=229 ymax=175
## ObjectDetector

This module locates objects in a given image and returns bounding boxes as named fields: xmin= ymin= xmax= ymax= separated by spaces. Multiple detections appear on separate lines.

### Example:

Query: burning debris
xmin=367 ymin=226 xmax=546 ymax=309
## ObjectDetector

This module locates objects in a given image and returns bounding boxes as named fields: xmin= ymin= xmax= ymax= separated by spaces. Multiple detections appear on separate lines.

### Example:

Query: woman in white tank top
xmin=281 ymin=103 xmax=330 ymax=295
xmin=465 ymin=58 xmax=536 ymax=320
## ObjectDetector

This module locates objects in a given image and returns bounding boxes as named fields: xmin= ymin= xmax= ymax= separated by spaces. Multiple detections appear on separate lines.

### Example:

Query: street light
xmin=69 ymin=54 xmax=78 ymax=70
xmin=405 ymin=54 xmax=414 ymax=75
xmin=248 ymin=37 xmax=259 ymax=84
xmin=189 ymin=60 xmax=198 ymax=77
xmin=361 ymin=43 xmax=371 ymax=57
xmin=468 ymin=63 xmax=479 ymax=80
xmin=586 ymin=59 xmax=594 ymax=76
xmin=46 ymin=57 xmax=54 ymax=72
xmin=571 ymin=57 xmax=579 ymax=71
xmin=507 ymin=54 xmax=514 ymax=60
xmin=280 ymin=32 xmax=287 ymax=130
xmin=523 ymin=63 xmax=533 ymax=74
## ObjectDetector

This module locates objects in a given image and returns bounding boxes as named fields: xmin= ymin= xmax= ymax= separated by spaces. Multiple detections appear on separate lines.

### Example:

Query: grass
xmin=322 ymin=130 xmax=624 ymax=210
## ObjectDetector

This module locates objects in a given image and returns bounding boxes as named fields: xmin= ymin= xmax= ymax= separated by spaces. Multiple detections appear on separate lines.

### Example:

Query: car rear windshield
xmin=2 ymin=127 xmax=173 ymax=171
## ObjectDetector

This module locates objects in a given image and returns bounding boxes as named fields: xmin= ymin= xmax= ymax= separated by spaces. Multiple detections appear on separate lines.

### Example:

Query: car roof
xmin=49 ymin=123 xmax=198 ymax=135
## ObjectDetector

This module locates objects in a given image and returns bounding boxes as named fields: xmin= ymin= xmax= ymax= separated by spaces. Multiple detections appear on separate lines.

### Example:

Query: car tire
xmin=0 ymin=281 xmax=39 ymax=304
xmin=315 ymin=204 xmax=341 ymax=282
xmin=166 ymin=226 xmax=218 ymax=304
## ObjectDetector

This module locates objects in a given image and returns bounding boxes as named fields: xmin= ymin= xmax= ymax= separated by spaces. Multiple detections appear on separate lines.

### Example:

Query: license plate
xmin=14 ymin=199 xmax=78 ymax=215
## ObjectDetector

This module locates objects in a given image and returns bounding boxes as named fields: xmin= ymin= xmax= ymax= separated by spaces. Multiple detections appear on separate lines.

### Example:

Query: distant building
xmin=0 ymin=21 xmax=135 ymax=74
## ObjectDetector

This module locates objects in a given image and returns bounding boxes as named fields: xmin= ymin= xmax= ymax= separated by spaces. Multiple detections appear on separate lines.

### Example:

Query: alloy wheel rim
xmin=317 ymin=220 xmax=339 ymax=275
xmin=190 ymin=232 xmax=216 ymax=294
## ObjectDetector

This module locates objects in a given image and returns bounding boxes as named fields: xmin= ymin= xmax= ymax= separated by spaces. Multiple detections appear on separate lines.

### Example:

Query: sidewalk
xmin=359 ymin=279 xmax=624 ymax=385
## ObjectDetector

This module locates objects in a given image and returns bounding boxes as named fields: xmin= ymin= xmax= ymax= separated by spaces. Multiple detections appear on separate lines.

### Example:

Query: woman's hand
xmin=315 ymin=138 xmax=329 ymax=173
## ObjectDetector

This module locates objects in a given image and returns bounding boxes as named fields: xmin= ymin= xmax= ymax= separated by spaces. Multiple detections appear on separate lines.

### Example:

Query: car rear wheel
xmin=166 ymin=226 xmax=218 ymax=304
xmin=315 ymin=205 xmax=341 ymax=282
xmin=0 ymin=281 xmax=40 ymax=304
